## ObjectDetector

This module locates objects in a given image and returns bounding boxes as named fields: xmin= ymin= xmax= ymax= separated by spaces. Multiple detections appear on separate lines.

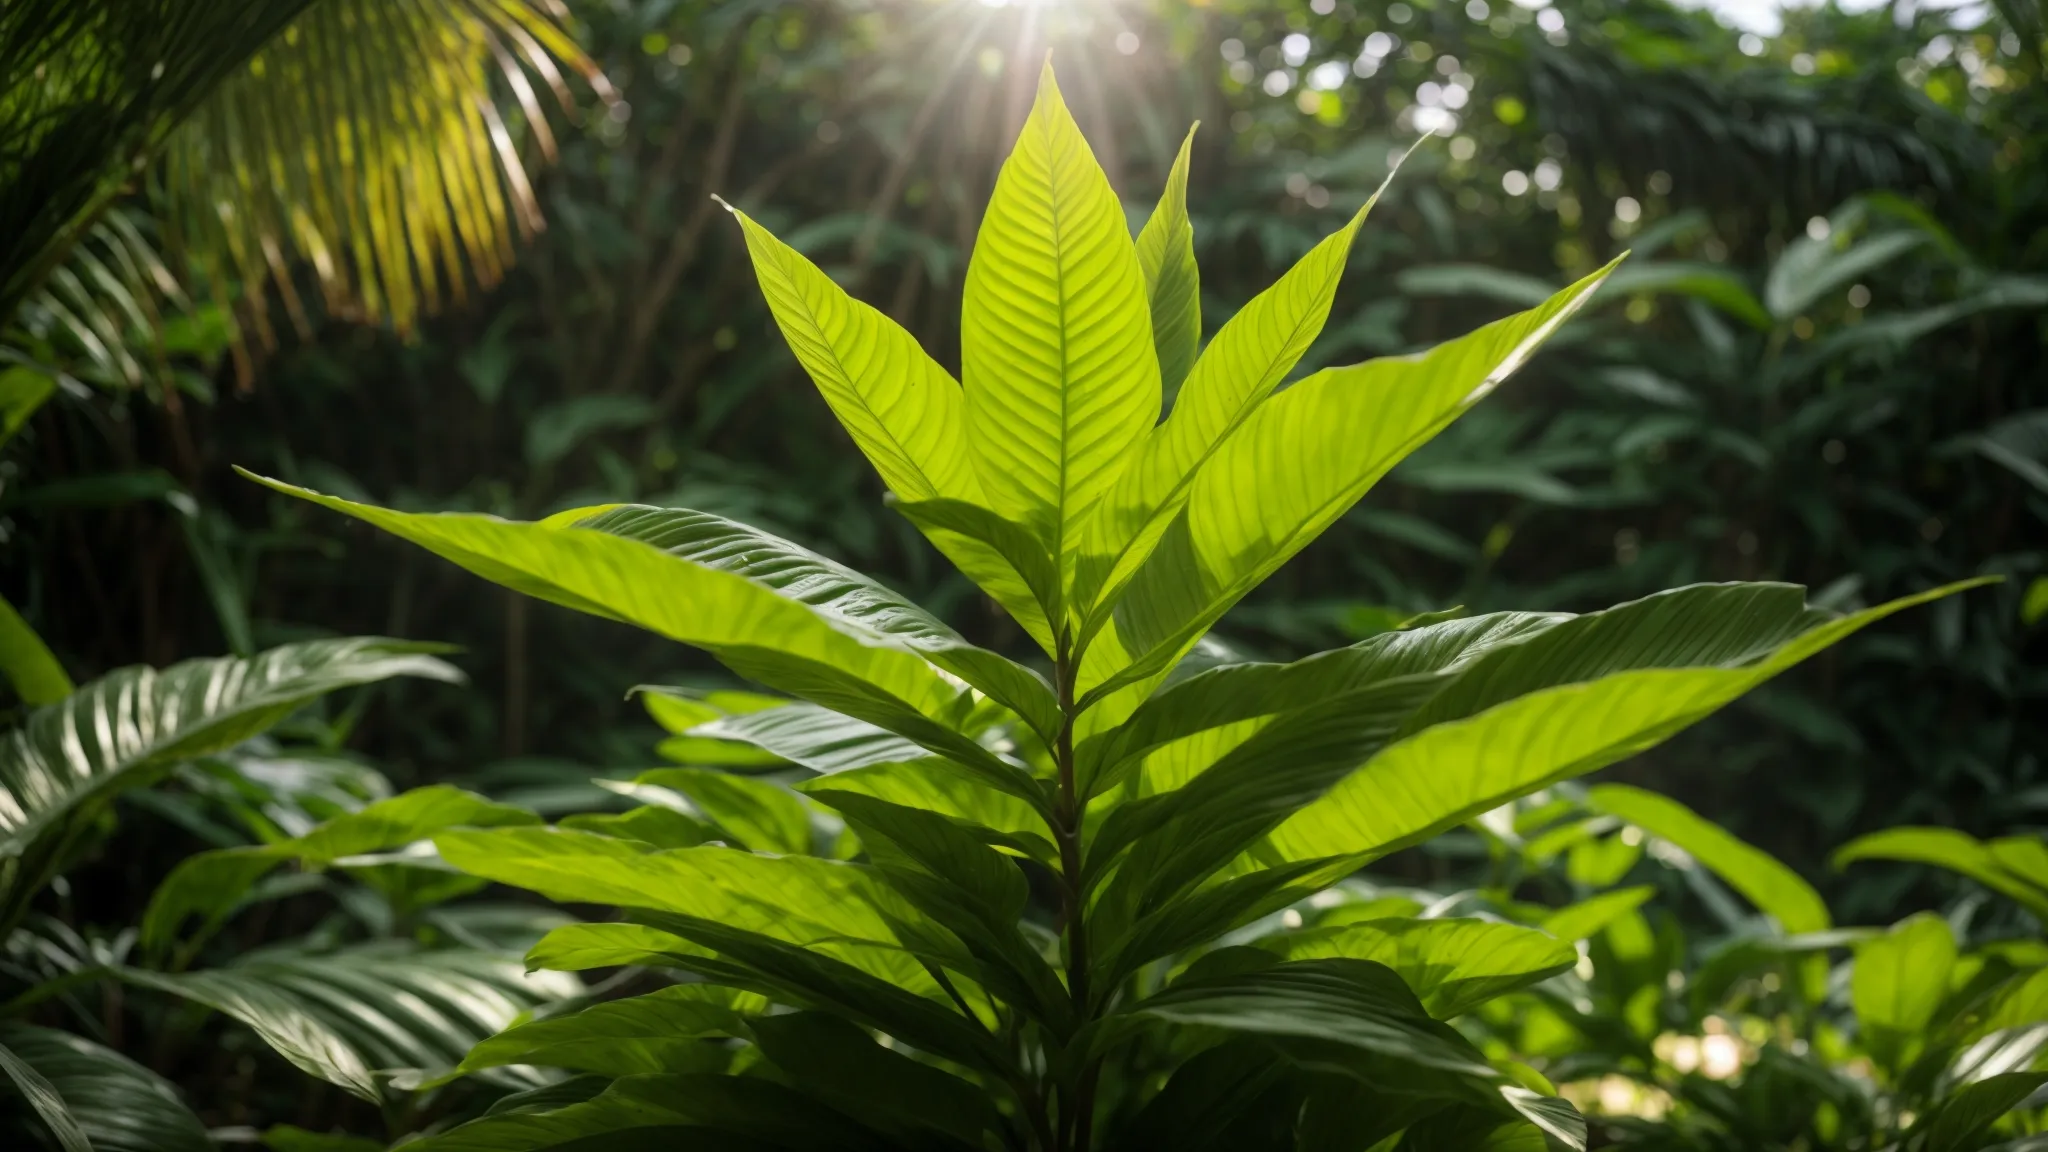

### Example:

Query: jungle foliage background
xmin=4 ymin=0 xmax=2044 ymax=1131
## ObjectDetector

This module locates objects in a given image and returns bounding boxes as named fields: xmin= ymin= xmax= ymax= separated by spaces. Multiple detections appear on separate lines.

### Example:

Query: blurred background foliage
xmin=6 ymin=0 xmax=2044 ymax=1009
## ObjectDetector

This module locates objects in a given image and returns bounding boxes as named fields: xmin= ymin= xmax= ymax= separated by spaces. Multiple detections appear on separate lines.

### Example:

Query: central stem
xmin=1051 ymin=640 xmax=1093 ymax=1151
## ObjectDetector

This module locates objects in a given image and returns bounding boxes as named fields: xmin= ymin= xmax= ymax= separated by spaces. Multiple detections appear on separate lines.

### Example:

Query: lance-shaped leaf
xmin=0 ymin=1023 xmax=210 ymax=1152
xmin=1090 ymin=956 xmax=1499 ymax=1079
xmin=1834 ymin=827 xmax=2048 ymax=920
xmin=808 ymin=788 xmax=1069 ymax=1030
xmin=558 ymin=806 xmax=715 ymax=849
xmin=244 ymin=475 xmax=1045 ymax=811
xmin=638 ymin=686 xmax=787 ymax=767
xmin=1137 ymin=124 xmax=1201 ymax=399
xmin=797 ymin=759 xmax=1058 ymax=863
xmin=142 ymin=784 xmax=537 ymax=953
xmin=684 ymin=702 xmax=929 ymax=776
xmin=961 ymin=62 xmax=1159 ymax=592
xmin=728 ymin=207 xmax=979 ymax=502
xmin=1257 ymin=918 xmax=1578 ymax=1019
xmin=750 ymin=1011 xmax=1007 ymax=1146
xmin=1539 ymin=887 xmax=1656 ymax=942
xmin=460 ymin=984 xmax=759 ymax=1077
xmin=1074 ymin=160 xmax=1396 ymax=625
xmin=628 ymin=768 xmax=813 ymax=856
xmin=724 ymin=206 xmax=1058 ymax=646
xmin=1082 ymin=260 xmax=1621 ymax=704
xmin=1853 ymin=912 xmax=1956 ymax=1070
xmin=0 ymin=638 xmax=459 ymax=867
xmin=1258 ymin=580 xmax=1985 ymax=868
xmin=435 ymin=827 xmax=944 ymax=997
xmin=893 ymin=496 xmax=1065 ymax=649
xmin=526 ymin=922 xmax=713 ymax=973
xmin=0 ymin=593 xmax=71 ymax=707
xmin=1585 ymin=785 xmax=1830 ymax=935
xmin=626 ymin=910 xmax=1010 ymax=1075
xmin=1077 ymin=611 xmax=1565 ymax=797
xmin=565 ymin=504 xmax=1058 ymax=739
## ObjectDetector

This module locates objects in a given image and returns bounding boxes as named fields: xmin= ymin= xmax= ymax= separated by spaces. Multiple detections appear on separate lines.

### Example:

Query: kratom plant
xmin=245 ymin=65 xmax=1980 ymax=1150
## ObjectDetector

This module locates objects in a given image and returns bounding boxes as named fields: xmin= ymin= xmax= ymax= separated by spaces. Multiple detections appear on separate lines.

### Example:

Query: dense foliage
xmin=0 ymin=0 xmax=2042 ymax=1147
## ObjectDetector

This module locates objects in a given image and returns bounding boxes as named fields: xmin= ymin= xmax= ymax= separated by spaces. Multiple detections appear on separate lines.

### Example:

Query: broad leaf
xmin=807 ymin=788 xmax=1068 ymax=1029
xmin=244 ymin=476 xmax=1043 ymax=810
xmin=1915 ymin=1072 xmax=2048 ymax=1152
xmin=1835 ymin=827 xmax=2048 ymax=919
xmin=460 ymin=984 xmax=759 ymax=1077
xmin=1074 ymin=160 xmax=1394 ymax=625
xmin=1096 ymin=956 xmax=1499 ymax=1079
xmin=558 ymin=806 xmax=714 ymax=849
xmin=797 ymin=759 xmax=1058 ymax=863
xmin=0 ymin=1023 xmax=209 ymax=1152
xmin=1539 ymin=887 xmax=1655 ymax=942
xmin=727 ymin=207 xmax=979 ymax=502
xmin=435 ymin=827 xmax=944 ymax=995
xmin=0 ymin=594 xmax=71 ymax=707
xmin=1136 ymin=124 xmax=1201 ymax=399
xmin=726 ymin=206 xmax=1058 ymax=646
xmin=1584 ymin=784 xmax=1829 ymax=934
xmin=566 ymin=504 xmax=1057 ymax=738
xmin=142 ymin=784 xmax=537 ymax=953
xmin=1082 ymin=260 xmax=1621 ymax=704
xmin=1257 ymin=918 xmax=1578 ymax=1019
xmin=750 ymin=1011 xmax=1005 ymax=1146
xmin=1259 ymin=580 xmax=1985 ymax=868
xmin=961 ymin=62 xmax=1158 ymax=593
xmin=1853 ymin=912 xmax=1956 ymax=1068
xmin=682 ymin=703 xmax=929 ymax=776
xmin=630 ymin=768 xmax=813 ymax=856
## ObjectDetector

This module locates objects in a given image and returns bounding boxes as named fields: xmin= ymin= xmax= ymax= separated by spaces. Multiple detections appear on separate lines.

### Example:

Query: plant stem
xmin=1052 ymin=639 xmax=1093 ymax=1150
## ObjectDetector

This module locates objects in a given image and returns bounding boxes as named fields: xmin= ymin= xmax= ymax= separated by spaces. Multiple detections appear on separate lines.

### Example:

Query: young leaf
xmin=1074 ymin=160 xmax=1397 ymax=625
xmin=1257 ymin=918 xmax=1578 ymax=1019
xmin=726 ymin=207 xmax=980 ymax=503
xmin=1083 ymin=260 xmax=1622 ymax=704
xmin=961 ymin=62 xmax=1159 ymax=593
xmin=1136 ymin=124 xmax=1201 ymax=399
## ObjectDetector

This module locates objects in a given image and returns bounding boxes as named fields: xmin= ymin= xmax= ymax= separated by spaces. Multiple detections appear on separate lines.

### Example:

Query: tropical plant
xmin=1437 ymin=784 xmax=2048 ymax=1148
xmin=0 ymin=638 xmax=592 ymax=1150
xmin=243 ymin=65 xmax=1984 ymax=1149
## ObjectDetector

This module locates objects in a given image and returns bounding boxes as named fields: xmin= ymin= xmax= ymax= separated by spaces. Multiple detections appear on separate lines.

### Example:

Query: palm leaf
xmin=158 ymin=0 xmax=605 ymax=356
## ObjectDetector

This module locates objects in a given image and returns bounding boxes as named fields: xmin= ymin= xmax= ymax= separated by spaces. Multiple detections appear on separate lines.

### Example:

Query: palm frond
xmin=158 ymin=0 xmax=609 ymax=356
xmin=7 ymin=208 xmax=191 ymax=392
xmin=0 ymin=0 xmax=314 ymax=324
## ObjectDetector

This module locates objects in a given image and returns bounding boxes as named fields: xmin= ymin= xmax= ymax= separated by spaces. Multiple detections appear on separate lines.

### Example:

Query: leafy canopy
xmin=250 ymin=63 xmax=1974 ymax=1152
